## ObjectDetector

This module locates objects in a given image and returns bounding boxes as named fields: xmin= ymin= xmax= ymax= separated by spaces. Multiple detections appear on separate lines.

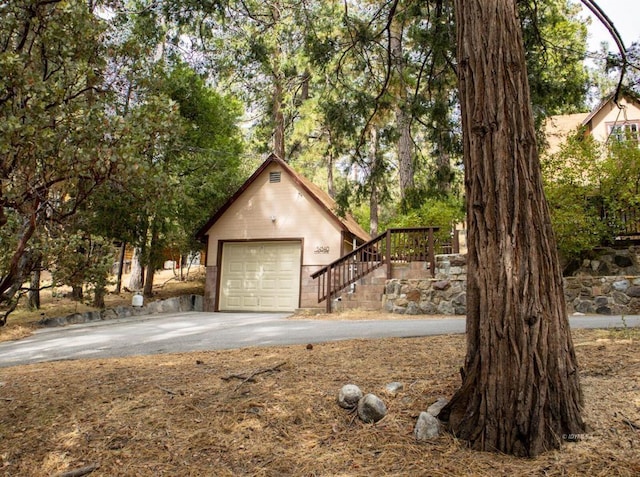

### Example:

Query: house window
xmin=269 ymin=171 xmax=281 ymax=183
xmin=608 ymin=122 xmax=640 ymax=142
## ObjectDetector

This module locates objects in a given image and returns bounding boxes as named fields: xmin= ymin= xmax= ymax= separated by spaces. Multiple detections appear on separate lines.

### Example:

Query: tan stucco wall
xmin=204 ymin=162 xmax=345 ymax=268
xmin=588 ymin=97 xmax=640 ymax=142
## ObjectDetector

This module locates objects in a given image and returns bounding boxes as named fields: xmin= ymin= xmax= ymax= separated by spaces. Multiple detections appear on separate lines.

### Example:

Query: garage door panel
xmin=261 ymin=279 xmax=276 ymax=290
xmin=226 ymin=278 xmax=243 ymax=288
xmin=220 ymin=242 xmax=301 ymax=312
xmin=245 ymin=262 xmax=259 ymax=272
xmin=278 ymin=278 xmax=294 ymax=288
xmin=260 ymin=296 xmax=276 ymax=307
xmin=242 ymin=296 xmax=259 ymax=307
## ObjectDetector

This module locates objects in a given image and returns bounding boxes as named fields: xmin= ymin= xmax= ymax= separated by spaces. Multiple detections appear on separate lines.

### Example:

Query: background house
xmin=545 ymin=91 xmax=640 ymax=154
xmin=196 ymin=154 xmax=371 ymax=312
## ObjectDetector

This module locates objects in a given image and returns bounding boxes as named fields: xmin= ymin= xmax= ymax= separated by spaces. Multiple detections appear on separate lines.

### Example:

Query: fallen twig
xmin=55 ymin=463 xmax=100 ymax=477
xmin=157 ymin=275 xmax=179 ymax=288
xmin=621 ymin=415 xmax=640 ymax=431
xmin=156 ymin=384 xmax=182 ymax=396
xmin=221 ymin=362 xmax=287 ymax=391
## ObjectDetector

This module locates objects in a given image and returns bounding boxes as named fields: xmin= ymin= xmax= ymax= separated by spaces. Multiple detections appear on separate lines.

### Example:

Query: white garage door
xmin=220 ymin=241 xmax=301 ymax=312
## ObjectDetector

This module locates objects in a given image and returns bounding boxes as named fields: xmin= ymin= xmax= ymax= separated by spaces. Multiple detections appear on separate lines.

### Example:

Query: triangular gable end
xmin=196 ymin=154 xmax=370 ymax=242
xmin=581 ymin=90 xmax=640 ymax=129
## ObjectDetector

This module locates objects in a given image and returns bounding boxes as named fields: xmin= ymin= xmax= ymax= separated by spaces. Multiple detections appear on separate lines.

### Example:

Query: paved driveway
xmin=0 ymin=312 xmax=638 ymax=368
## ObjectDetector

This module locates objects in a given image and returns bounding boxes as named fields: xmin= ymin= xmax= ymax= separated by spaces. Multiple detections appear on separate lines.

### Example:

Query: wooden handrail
xmin=312 ymin=227 xmax=453 ymax=312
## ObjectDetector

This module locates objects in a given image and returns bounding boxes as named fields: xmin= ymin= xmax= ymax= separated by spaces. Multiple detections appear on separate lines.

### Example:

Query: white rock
xmin=426 ymin=397 xmax=449 ymax=417
xmin=414 ymin=411 xmax=440 ymax=441
xmin=338 ymin=384 xmax=363 ymax=409
xmin=384 ymin=382 xmax=403 ymax=395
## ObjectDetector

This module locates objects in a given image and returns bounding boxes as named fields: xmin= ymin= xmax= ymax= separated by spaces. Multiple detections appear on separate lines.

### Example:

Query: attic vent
xmin=269 ymin=171 xmax=281 ymax=183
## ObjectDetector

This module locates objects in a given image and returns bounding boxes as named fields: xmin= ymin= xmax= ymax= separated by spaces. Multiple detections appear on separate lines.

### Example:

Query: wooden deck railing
xmin=617 ymin=207 xmax=640 ymax=237
xmin=601 ymin=205 xmax=640 ymax=240
xmin=311 ymin=227 xmax=456 ymax=312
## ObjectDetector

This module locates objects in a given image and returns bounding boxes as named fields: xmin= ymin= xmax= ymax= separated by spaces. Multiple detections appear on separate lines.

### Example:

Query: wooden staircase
xmin=311 ymin=227 xmax=457 ymax=312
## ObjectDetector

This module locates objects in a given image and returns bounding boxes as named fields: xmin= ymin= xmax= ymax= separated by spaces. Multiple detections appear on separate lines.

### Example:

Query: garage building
xmin=196 ymin=154 xmax=371 ymax=312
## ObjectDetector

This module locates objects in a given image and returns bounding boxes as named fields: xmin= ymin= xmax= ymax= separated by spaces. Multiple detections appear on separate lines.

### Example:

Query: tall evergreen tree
xmin=439 ymin=0 xmax=586 ymax=456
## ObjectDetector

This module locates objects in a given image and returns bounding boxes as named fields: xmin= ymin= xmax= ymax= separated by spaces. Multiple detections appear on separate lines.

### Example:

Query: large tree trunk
xmin=440 ymin=0 xmax=586 ymax=457
xmin=434 ymin=148 xmax=452 ymax=196
xmin=273 ymin=78 xmax=286 ymax=160
xmin=390 ymin=16 xmax=414 ymax=199
xmin=368 ymin=127 xmax=380 ymax=237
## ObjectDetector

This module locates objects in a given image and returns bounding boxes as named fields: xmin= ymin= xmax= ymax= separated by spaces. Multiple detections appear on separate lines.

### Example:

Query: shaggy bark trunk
xmin=435 ymin=149 xmax=452 ymax=196
xmin=273 ymin=79 xmax=286 ymax=160
xmin=396 ymin=108 xmax=414 ymax=197
xmin=440 ymin=0 xmax=586 ymax=457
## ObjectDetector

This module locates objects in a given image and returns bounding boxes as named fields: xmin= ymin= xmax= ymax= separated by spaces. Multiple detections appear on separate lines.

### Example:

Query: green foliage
xmin=520 ymin=0 xmax=590 ymax=125
xmin=48 ymin=231 xmax=114 ymax=302
xmin=542 ymin=131 xmax=606 ymax=262
xmin=383 ymin=195 xmax=465 ymax=244
xmin=542 ymin=128 xmax=640 ymax=265
xmin=1 ymin=0 xmax=125 ymax=315
xmin=162 ymin=62 xmax=245 ymax=255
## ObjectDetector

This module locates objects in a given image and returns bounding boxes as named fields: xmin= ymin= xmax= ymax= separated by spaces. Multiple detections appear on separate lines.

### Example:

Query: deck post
xmin=385 ymin=229 xmax=392 ymax=278
xmin=326 ymin=265 xmax=332 ymax=312
xmin=453 ymin=227 xmax=460 ymax=253
xmin=428 ymin=228 xmax=436 ymax=277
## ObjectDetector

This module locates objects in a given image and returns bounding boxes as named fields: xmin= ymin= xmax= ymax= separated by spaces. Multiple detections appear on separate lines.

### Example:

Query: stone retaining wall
xmin=383 ymin=278 xmax=466 ymax=315
xmin=565 ymin=276 xmax=640 ymax=314
xmin=40 ymin=294 xmax=204 ymax=327
xmin=383 ymin=253 xmax=640 ymax=315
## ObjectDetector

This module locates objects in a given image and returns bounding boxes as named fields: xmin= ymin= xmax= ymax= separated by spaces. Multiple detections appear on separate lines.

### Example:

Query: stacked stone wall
xmin=383 ymin=251 xmax=640 ymax=315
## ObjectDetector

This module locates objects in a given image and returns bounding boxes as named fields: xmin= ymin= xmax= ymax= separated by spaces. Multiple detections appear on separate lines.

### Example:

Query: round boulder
xmin=338 ymin=384 xmax=363 ymax=409
xmin=357 ymin=393 xmax=387 ymax=423
xmin=415 ymin=411 xmax=440 ymax=441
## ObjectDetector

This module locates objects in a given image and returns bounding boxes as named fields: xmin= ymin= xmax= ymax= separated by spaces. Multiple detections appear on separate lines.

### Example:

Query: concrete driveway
xmin=0 ymin=312 xmax=638 ymax=368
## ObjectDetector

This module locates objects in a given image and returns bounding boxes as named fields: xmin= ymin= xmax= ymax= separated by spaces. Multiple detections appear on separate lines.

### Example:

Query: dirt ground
xmin=1 ymin=271 xmax=639 ymax=476
xmin=1 ymin=323 xmax=639 ymax=475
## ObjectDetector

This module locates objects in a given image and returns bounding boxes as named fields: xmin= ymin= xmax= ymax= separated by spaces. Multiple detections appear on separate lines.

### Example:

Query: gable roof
xmin=581 ymin=89 xmax=640 ymax=127
xmin=195 ymin=154 xmax=371 ymax=242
